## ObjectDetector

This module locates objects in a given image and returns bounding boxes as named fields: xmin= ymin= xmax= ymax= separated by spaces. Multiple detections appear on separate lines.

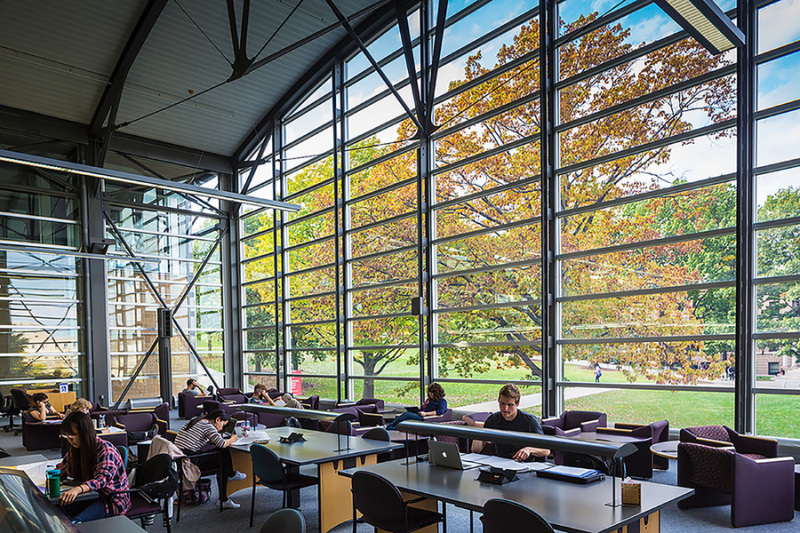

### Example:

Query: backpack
xmin=282 ymin=416 xmax=301 ymax=428
xmin=562 ymin=453 xmax=613 ymax=475
xmin=180 ymin=478 xmax=212 ymax=505
xmin=127 ymin=424 xmax=158 ymax=443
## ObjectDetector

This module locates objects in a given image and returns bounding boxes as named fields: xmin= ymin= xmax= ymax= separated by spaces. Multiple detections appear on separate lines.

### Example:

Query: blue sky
xmin=280 ymin=0 xmax=799 ymax=208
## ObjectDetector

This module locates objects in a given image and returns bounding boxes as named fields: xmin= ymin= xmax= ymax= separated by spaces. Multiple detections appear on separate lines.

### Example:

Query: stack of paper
xmin=459 ymin=454 xmax=553 ymax=472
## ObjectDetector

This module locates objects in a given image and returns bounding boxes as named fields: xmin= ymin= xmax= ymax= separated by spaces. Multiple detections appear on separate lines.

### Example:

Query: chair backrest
xmin=678 ymin=442 xmax=734 ymax=493
xmin=563 ymin=410 xmax=606 ymax=430
xmin=134 ymin=453 xmax=179 ymax=498
xmin=481 ymin=498 xmax=555 ymax=533
xmin=358 ymin=410 xmax=384 ymax=427
xmin=351 ymin=471 xmax=405 ymax=530
xmin=116 ymin=445 xmax=129 ymax=469
xmin=10 ymin=389 xmax=30 ymax=411
xmin=681 ymin=425 xmax=730 ymax=444
xmin=361 ymin=427 xmax=391 ymax=442
xmin=259 ymin=508 xmax=306 ymax=533
xmin=115 ymin=412 xmax=157 ymax=432
xmin=250 ymin=444 xmax=285 ymax=484
xmin=326 ymin=420 xmax=353 ymax=435
xmin=356 ymin=398 xmax=385 ymax=411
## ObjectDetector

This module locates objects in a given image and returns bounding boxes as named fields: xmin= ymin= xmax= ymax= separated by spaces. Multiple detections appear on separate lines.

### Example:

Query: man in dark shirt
xmin=470 ymin=383 xmax=549 ymax=461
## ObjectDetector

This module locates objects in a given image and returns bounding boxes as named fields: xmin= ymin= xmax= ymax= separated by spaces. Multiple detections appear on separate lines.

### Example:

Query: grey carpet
xmin=1 ymin=411 xmax=797 ymax=532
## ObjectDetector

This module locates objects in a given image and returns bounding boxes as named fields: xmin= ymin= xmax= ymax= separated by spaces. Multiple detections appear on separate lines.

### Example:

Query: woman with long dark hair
xmin=174 ymin=409 xmax=244 ymax=509
xmin=57 ymin=411 xmax=130 ymax=523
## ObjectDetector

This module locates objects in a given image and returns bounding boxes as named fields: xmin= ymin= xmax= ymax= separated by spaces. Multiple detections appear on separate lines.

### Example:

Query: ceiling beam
xmin=89 ymin=0 xmax=169 ymax=136
xmin=0 ymin=104 xmax=233 ymax=174
xmin=234 ymin=0 xmax=408 ymax=162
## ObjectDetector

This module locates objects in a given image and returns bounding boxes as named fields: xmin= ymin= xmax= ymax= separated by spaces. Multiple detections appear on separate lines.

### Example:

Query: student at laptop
xmin=386 ymin=382 xmax=447 ymax=430
xmin=470 ymin=383 xmax=549 ymax=462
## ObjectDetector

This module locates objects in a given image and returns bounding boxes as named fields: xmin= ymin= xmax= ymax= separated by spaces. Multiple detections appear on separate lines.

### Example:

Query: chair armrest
xmin=337 ymin=402 xmax=357 ymax=408
xmin=696 ymin=437 xmax=733 ymax=447
xmin=155 ymin=418 xmax=168 ymax=436
xmin=580 ymin=419 xmax=601 ymax=432
xmin=613 ymin=422 xmax=644 ymax=431
xmin=731 ymin=433 xmax=779 ymax=458
xmin=541 ymin=416 xmax=561 ymax=426
xmin=732 ymin=454 xmax=795 ymax=527
xmin=596 ymin=427 xmax=631 ymax=435
xmin=114 ymin=423 xmax=125 ymax=430
xmin=554 ymin=427 xmax=581 ymax=438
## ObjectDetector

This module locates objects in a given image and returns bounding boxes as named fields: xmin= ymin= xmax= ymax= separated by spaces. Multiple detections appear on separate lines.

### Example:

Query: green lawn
xmin=249 ymin=355 xmax=799 ymax=439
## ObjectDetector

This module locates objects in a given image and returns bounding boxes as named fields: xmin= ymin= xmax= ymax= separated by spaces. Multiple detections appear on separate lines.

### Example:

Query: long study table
xmin=227 ymin=426 xmax=402 ymax=533
xmin=339 ymin=458 xmax=693 ymax=533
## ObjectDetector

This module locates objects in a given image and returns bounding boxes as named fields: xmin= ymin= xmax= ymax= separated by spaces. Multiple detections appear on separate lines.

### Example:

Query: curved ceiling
xmin=0 ymin=0 xmax=397 ymax=177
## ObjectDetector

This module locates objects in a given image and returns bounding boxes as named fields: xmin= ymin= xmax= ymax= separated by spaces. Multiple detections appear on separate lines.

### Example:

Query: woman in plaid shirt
xmin=58 ymin=411 xmax=131 ymax=523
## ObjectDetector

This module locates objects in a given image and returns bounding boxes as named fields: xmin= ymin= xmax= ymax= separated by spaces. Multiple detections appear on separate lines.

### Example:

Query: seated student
xmin=281 ymin=393 xmax=304 ymax=410
xmin=249 ymin=383 xmax=277 ymax=406
xmin=57 ymin=411 xmax=130 ymax=523
xmin=70 ymin=398 xmax=93 ymax=415
xmin=470 ymin=383 xmax=549 ymax=462
xmin=182 ymin=378 xmax=206 ymax=397
xmin=174 ymin=409 xmax=245 ymax=509
xmin=28 ymin=392 xmax=65 ymax=421
xmin=386 ymin=382 xmax=447 ymax=430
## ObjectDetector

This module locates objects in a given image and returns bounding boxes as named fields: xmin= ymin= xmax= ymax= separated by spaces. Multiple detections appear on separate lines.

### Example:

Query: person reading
xmin=29 ymin=392 xmax=65 ymax=421
xmin=281 ymin=393 xmax=304 ymax=409
xmin=470 ymin=383 xmax=549 ymax=462
xmin=182 ymin=379 xmax=206 ymax=397
xmin=69 ymin=398 xmax=93 ymax=415
xmin=57 ymin=411 xmax=130 ymax=523
xmin=174 ymin=409 xmax=245 ymax=509
xmin=248 ymin=383 xmax=277 ymax=406
xmin=386 ymin=382 xmax=447 ymax=430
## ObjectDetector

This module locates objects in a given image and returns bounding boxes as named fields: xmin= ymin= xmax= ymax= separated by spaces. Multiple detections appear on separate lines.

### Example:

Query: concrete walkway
xmin=460 ymin=385 xmax=614 ymax=412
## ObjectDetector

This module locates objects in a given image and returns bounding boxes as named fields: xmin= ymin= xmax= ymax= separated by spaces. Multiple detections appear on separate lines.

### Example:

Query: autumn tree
xmin=245 ymin=11 xmax=739 ymax=393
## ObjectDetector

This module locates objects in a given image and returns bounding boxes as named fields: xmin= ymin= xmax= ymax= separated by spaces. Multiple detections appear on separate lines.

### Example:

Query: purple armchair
xmin=542 ymin=410 xmax=607 ymax=435
xmin=110 ymin=411 xmax=168 ymax=446
xmin=596 ymin=420 xmax=669 ymax=478
xmin=217 ymin=388 xmax=247 ymax=405
xmin=22 ymin=411 xmax=61 ymax=451
xmin=178 ymin=391 xmax=208 ymax=419
xmin=677 ymin=442 xmax=795 ymax=527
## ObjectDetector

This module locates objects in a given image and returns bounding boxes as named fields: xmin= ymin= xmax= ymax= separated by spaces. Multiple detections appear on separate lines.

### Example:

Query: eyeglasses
xmin=60 ymin=434 xmax=78 ymax=440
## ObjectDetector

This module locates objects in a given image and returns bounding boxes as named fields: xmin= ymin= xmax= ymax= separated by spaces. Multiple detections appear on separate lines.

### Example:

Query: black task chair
xmin=0 ymin=390 xmax=19 ymax=433
xmin=351 ymin=470 xmax=445 ymax=533
xmin=480 ymin=498 xmax=555 ymax=533
xmin=120 ymin=453 xmax=179 ymax=533
xmin=259 ymin=508 xmax=306 ymax=533
xmin=249 ymin=444 xmax=318 ymax=528
xmin=9 ymin=389 xmax=30 ymax=436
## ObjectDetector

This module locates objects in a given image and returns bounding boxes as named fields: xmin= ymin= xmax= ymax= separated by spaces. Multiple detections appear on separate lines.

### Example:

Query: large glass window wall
xmin=106 ymin=186 xmax=224 ymax=401
xmin=0 ymin=167 xmax=85 ymax=395
xmin=238 ymin=0 xmax=800 ymax=438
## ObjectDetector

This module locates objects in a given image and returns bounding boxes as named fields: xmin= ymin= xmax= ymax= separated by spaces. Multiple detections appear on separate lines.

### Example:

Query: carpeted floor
xmin=1 ymin=411 xmax=797 ymax=532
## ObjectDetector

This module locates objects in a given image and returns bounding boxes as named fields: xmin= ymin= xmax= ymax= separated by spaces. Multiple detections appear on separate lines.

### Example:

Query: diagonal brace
xmin=324 ymin=0 xmax=424 ymax=133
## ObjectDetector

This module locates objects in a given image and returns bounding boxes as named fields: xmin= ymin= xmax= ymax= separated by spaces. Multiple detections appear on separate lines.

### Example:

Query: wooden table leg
xmin=616 ymin=510 xmax=659 ymax=533
xmin=376 ymin=491 xmax=440 ymax=533
xmin=228 ymin=447 xmax=254 ymax=497
xmin=318 ymin=454 xmax=377 ymax=533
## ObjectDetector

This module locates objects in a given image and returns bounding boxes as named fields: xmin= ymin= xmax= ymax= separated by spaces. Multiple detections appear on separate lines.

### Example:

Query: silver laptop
xmin=428 ymin=439 xmax=481 ymax=470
